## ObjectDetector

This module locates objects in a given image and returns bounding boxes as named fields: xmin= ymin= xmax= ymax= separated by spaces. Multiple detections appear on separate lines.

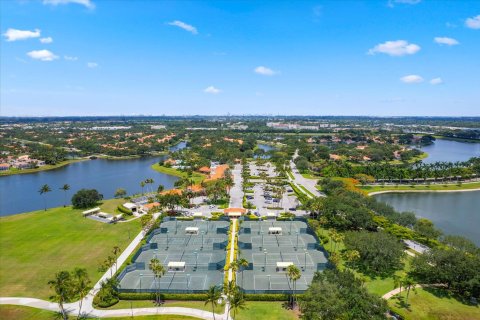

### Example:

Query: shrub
xmin=71 ymin=189 xmax=103 ymax=209
xmin=244 ymin=293 xmax=290 ymax=301
xmin=117 ymin=205 xmax=132 ymax=215
xmin=118 ymin=293 xmax=207 ymax=301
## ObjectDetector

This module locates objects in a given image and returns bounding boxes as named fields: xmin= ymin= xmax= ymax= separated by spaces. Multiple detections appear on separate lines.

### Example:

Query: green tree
xmin=229 ymin=290 xmax=246 ymax=319
xmin=414 ymin=218 xmax=442 ymax=243
xmin=39 ymin=184 xmax=52 ymax=211
xmin=71 ymin=189 xmax=103 ymax=209
xmin=204 ymin=285 xmax=222 ymax=320
xmin=287 ymin=264 xmax=301 ymax=308
xmin=72 ymin=267 xmax=91 ymax=319
xmin=114 ymin=188 xmax=127 ymax=198
xmin=238 ymin=258 xmax=249 ymax=289
xmin=59 ymin=184 xmax=70 ymax=207
xmin=149 ymin=258 xmax=166 ymax=305
xmin=48 ymin=271 xmax=74 ymax=320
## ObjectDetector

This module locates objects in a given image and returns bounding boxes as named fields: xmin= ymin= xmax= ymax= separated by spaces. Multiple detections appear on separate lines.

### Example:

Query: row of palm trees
xmin=38 ymin=183 xmax=70 ymax=211
xmin=324 ymin=157 xmax=480 ymax=183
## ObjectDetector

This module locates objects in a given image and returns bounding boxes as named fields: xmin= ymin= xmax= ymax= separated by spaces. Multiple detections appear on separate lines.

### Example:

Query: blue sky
xmin=1 ymin=0 xmax=479 ymax=116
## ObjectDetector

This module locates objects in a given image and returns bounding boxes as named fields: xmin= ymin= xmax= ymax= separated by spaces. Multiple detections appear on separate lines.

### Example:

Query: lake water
xmin=375 ymin=191 xmax=480 ymax=245
xmin=257 ymin=143 xmax=276 ymax=152
xmin=0 ymin=157 xmax=179 ymax=216
xmin=0 ymin=142 xmax=188 ymax=216
xmin=420 ymin=139 xmax=480 ymax=163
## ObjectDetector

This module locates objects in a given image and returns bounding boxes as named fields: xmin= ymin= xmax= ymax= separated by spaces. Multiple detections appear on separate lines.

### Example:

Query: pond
xmin=0 ymin=156 xmax=179 ymax=216
xmin=420 ymin=139 xmax=480 ymax=163
xmin=375 ymin=191 xmax=480 ymax=245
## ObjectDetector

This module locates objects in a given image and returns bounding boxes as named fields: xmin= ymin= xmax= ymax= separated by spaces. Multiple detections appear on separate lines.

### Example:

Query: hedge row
xmin=244 ymin=293 xmax=291 ymax=301
xmin=117 ymin=205 xmax=132 ymax=215
xmin=119 ymin=292 xmax=207 ymax=301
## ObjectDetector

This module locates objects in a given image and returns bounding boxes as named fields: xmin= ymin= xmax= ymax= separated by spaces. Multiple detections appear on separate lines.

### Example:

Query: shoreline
xmin=368 ymin=187 xmax=480 ymax=196
xmin=0 ymin=158 xmax=88 ymax=177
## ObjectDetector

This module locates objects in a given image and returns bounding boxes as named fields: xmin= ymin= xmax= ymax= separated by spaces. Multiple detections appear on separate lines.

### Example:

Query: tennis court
xmin=117 ymin=219 xmax=229 ymax=293
xmin=237 ymin=220 xmax=328 ymax=294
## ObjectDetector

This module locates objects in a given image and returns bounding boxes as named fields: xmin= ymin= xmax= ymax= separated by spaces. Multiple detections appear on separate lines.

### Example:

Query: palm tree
xmin=48 ymin=271 xmax=73 ymax=320
xmin=229 ymin=290 xmax=246 ymax=320
xmin=157 ymin=184 xmax=165 ymax=193
xmin=204 ymin=285 xmax=222 ymax=320
xmin=59 ymin=184 xmax=70 ymax=207
xmin=73 ymin=267 xmax=91 ymax=319
xmin=393 ymin=275 xmax=403 ymax=295
xmin=286 ymin=264 xmax=301 ymax=308
xmin=238 ymin=258 xmax=249 ymax=289
xmin=112 ymin=246 xmax=121 ymax=274
xmin=140 ymin=181 xmax=146 ymax=195
xmin=403 ymin=277 xmax=416 ymax=305
xmin=149 ymin=258 xmax=166 ymax=305
xmin=39 ymin=184 xmax=52 ymax=211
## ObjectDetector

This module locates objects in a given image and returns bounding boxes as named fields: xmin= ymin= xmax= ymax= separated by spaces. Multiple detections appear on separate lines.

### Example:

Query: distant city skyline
xmin=1 ymin=0 xmax=479 ymax=116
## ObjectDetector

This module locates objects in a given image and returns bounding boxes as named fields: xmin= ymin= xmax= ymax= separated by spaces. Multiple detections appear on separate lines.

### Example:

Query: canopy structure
xmin=268 ymin=227 xmax=282 ymax=235
xmin=193 ymin=212 xmax=203 ymax=218
xmin=266 ymin=212 xmax=277 ymax=219
xmin=224 ymin=208 xmax=246 ymax=217
xmin=276 ymin=262 xmax=293 ymax=272
xmin=82 ymin=207 xmax=100 ymax=216
xmin=167 ymin=261 xmax=186 ymax=272
xmin=185 ymin=227 xmax=199 ymax=235
xmin=123 ymin=202 xmax=138 ymax=212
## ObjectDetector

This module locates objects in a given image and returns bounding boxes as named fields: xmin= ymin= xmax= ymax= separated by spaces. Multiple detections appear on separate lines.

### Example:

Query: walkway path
xmin=289 ymin=150 xmax=325 ymax=198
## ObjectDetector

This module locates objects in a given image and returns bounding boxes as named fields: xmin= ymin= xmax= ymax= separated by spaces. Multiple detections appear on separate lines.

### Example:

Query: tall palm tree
xmin=149 ymin=258 xmax=166 ymax=305
xmin=73 ymin=267 xmax=91 ymax=319
xmin=204 ymin=285 xmax=222 ymax=320
xmin=140 ymin=181 xmax=146 ymax=195
xmin=112 ymin=246 xmax=121 ymax=274
xmin=229 ymin=290 xmax=246 ymax=320
xmin=48 ymin=271 xmax=73 ymax=320
xmin=39 ymin=184 xmax=52 ymax=211
xmin=286 ymin=264 xmax=301 ymax=308
xmin=238 ymin=258 xmax=249 ymax=289
xmin=59 ymin=184 xmax=70 ymax=207
xmin=403 ymin=277 xmax=416 ymax=305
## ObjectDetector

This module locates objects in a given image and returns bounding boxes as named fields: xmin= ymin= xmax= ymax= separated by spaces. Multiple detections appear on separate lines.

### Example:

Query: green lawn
xmin=234 ymin=301 xmax=298 ymax=320
xmin=0 ymin=201 xmax=141 ymax=299
xmin=0 ymin=305 xmax=200 ymax=320
xmin=151 ymin=164 xmax=205 ymax=184
xmin=388 ymin=288 xmax=480 ymax=320
xmin=105 ymin=300 xmax=225 ymax=314
xmin=360 ymin=181 xmax=480 ymax=194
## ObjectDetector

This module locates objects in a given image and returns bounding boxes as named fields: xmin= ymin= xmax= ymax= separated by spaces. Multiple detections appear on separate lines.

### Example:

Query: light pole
xmin=289 ymin=217 xmax=293 ymax=235
xmin=261 ymin=231 xmax=264 ymax=249
xmin=175 ymin=219 xmax=178 ymax=234
xmin=201 ymin=231 xmax=205 ymax=250
xmin=304 ymin=249 xmax=308 ymax=271
xmin=139 ymin=273 xmax=143 ymax=290
xmin=166 ymin=231 xmax=169 ymax=250
xmin=267 ymin=274 xmax=271 ymax=290
xmin=154 ymin=249 xmax=158 ymax=260
xmin=194 ymin=251 xmax=198 ymax=270
xmin=296 ymin=231 xmax=299 ymax=251
xmin=264 ymin=249 xmax=267 ymax=272
xmin=186 ymin=274 xmax=190 ymax=292
xmin=206 ymin=220 xmax=209 ymax=234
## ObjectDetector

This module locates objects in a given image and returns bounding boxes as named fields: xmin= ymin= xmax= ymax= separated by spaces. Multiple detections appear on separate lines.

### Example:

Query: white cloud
xmin=388 ymin=0 xmax=421 ymax=8
xmin=368 ymin=40 xmax=420 ymax=56
xmin=465 ymin=15 xmax=480 ymax=29
xmin=87 ymin=62 xmax=98 ymax=68
xmin=43 ymin=0 xmax=95 ymax=9
xmin=27 ymin=49 xmax=59 ymax=61
xmin=40 ymin=37 xmax=53 ymax=44
xmin=434 ymin=37 xmax=459 ymax=46
xmin=64 ymin=55 xmax=78 ymax=61
xmin=400 ymin=75 xmax=424 ymax=83
xmin=430 ymin=78 xmax=443 ymax=85
xmin=204 ymin=86 xmax=221 ymax=94
xmin=254 ymin=66 xmax=278 ymax=76
xmin=3 ymin=28 xmax=41 ymax=42
xmin=167 ymin=20 xmax=198 ymax=34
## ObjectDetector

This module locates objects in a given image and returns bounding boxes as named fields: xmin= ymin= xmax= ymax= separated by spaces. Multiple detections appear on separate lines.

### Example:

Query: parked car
xmin=273 ymin=198 xmax=279 ymax=203
xmin=289 ymin=207 xmax=297 ymax=211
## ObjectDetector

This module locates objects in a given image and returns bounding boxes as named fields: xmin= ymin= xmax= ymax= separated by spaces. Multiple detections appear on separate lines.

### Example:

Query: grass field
xmin=234 ymin=301 xmax=298 ymax=320
xmin=151 ymin=164 xmax=205 ymax=184
xmin=388 ymin=288 xmax=480 ymax=320
xmin=360 ymin=181 xmax=480 ymax=194
xmin=0 ymin=305 xmax=200 ymax=320
xmin=105 ymin=300 xmax=225 ymax=314
xmin=0 ymin=201 xmax=141 ymax=299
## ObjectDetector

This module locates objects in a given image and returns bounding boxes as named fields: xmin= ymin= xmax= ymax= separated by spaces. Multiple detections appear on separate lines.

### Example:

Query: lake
xmin=0 ymin=142 xmax=189 ymax=216
xmin=375 ymin=191 xmax=480 ymax=245
xmin=420 ymin=139 xmax=480 ymax=163
xmin=0 ymin=157 xmax=179 ymax=216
